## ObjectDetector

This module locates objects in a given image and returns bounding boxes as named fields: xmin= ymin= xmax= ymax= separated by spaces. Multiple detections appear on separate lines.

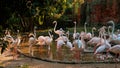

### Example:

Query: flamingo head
xmin=73 ymin=21 xmax=76 ymax=24
xmin=85 ymin=22 xmax=87 ymax=25
xmin=92 ymin=27 xmax=96 ymax=30
xmin=53 ymin=21 xmax=57 ymax=24
xmin=107 ymin=20 xmax=114 ymax=24
xmin=108 ymin=26 xmax=112 ymax=29
xmin=29 ymin=33 xmax=35 ymax=37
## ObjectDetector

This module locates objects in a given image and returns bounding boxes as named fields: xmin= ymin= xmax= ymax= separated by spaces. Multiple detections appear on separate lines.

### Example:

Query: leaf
xmin=38 ymin=15 xmax=44 ymax=25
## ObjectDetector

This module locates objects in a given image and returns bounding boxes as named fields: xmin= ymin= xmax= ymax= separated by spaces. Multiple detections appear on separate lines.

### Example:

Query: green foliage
xmin=31 ymin=0 xmax=69 ymax=25
xmin=6 ymin=13 xmax=21 ymax=31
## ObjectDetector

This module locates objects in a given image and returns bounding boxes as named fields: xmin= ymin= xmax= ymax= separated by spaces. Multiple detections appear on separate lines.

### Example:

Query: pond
xmin=18 ymin=35 xmax=117 ymax=64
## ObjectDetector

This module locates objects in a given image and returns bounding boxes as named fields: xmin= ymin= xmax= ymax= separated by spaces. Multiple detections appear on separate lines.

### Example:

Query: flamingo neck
xmin=84 ymin=23 xmax=87 ymax=33
xmin=74 ymin=23 xmax=76 ymax=33
xmin=108 ymin=27 xmax=111 ymax=35
xmin=92 ymin=28 xmax=95 ymax=37
xmin=54 ymin=22 xmax=57 ymax=32
xmin=111 ymin=22 xmax=115 ymax=40
xmin=48 ymin=30 xmax=52 ymax=39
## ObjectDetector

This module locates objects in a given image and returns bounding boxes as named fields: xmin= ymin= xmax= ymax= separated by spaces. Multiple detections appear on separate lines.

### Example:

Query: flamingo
xmin=55 ymin=31 xmax=73 ymax=51
xmin=87 ymin=26 xmax=107 ymax=52
xmin=37 ymin=30 xmax=53 ymax=51
xmin=55 ymin=35 xmax=69 ymax=51
xmin=72 ymin=33 xmax=85 ymax=61
xmin=107 ymin=45 xmax=120 ymax=61
xmin=53 ymin=21 xmax=65 ymax=36
xmin=3 ymin=30 xmax=21 ymax=60
xmin=84 ymin=22 xmax=92 ymax=40
xmin=94 ymin=34 xmax=111 ymax=60
xmin=11 ymin=34 xmax=21 ymax=60
xmin=65 ymin=31 xmax=73 ymax=50
xmin=107 ymin=21 xmax=120 ymax=45
xmin=44 ymin=30 xmax=53 ymax=50
xmin=28 ymin=33 xmax=36 ymax=56
xmin=73 ymin=21 xmax=77 ymax=39
xmin=107 ymin=20 xmax=117 ymax=40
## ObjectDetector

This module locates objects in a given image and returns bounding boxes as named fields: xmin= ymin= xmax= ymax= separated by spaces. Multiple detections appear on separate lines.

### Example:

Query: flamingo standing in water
xmin=107 ymin=45 xmax=120 ymax=61
xmin=94 ymin=34 xmax=111 ymax=60
xmin=55 ymin=30 xmax=73 ymax=51
xmin=72 ymin=33 xmax=85 ymax=61
xmin=84 ymin=22 xmax=92 ymax=40
xmin=37 ymin=30 xmax=53 ymax=51
xmin=53 ymin=21 xmax=65 ymax=36
xmin=73 ymin=21 xmax=78 ymax=39
xmin=107 ymin=20 xmax=117 ymax=40
xmin=28 ymin=33 xmax=36 ymax=56
xmin=107 ymin=21 xmax=120 ymax=45
xmin=87 ymin=26 xmax=107 ymax=52
xmin=44 ymin=30 xmax=53 ymax=50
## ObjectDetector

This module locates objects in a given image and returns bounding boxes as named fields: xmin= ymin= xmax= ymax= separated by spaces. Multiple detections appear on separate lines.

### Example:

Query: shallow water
xmin=18 ymin=41 xmax=117 ymax=63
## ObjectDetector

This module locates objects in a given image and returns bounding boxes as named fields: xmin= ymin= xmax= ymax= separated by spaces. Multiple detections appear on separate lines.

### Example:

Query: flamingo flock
xmin=1 ymin=20 xmax=120 ymax=61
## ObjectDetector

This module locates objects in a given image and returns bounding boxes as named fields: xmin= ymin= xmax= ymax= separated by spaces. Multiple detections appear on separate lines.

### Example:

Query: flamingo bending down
xmin=55 ymin=35 xmax=72 ymax=51
xmin=65 ymin=31 xmax=73 ymax=50
xmin=37 ymin=30 xmax=53 ymax=50
xmin=107 ymin=45 xmax=120 ymax=61
xmin=93 ymin=28 xmax=112 ymax=60
xmin=87 ymin=26 xmax=107 ymax=52
xmin=94 ymin=39 xmax=111 ymax=60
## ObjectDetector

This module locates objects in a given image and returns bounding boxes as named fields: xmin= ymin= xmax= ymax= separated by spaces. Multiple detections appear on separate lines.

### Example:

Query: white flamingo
xmin=65 ymin=31 xmax=73 ymax=50
xmin=44 ymin=30 xmax=53 ymax=50
xmin=72 ymin=33 xmax=85 ymax=61
xmin=56 ymin=39 xmax=65 ymax=52
xmin=37 ymin=30 xmax=53 ymax=50
xmin=87 ymin=26 xmax=106 ymax=52
xmin=84 ymin=22 xmax=92 ymax=40
xmin=107 ymin=45 xmax=120 ymax=61
xmin=94 ymin=34 xmax=111 ymax=60
xmin=28 ymin=33 xmax=36 ymax=56
xmin=55 ymin=31 xmax=73 ymax=51
xmin=107 ymin=21 xmax=120 ymax=45
xmin=55 ymin=35 xmax=69 ymax=51
xmin=73 ymin=21 xmax=77 ymax=39
xmin=3 ymin=30 xmax=21 ymax=60
xmin=107 ymin=20 xmax=117 ymax=40
xmin=53 ymin=21 xmax=65 ymax=36
xmin=11 ymin=34 xmax=21 ymax=60
xmin=37 ymin=36 xmax=46 ymax=46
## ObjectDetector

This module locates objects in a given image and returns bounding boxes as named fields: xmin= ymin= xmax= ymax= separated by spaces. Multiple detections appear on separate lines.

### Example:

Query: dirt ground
xmin=0 ymin=54 xmax=120 ymax=68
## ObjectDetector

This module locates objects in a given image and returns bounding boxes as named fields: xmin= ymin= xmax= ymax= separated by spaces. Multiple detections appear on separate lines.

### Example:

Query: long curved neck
xmin=111 ymin=22 xmax=115 ymax=40
xmin=84 ymin=23 xmax=87 ymax=33
xmin=34 ymin=28 xmax=36 ymax=39
xmin=66 ymin=31 xmax=69 ymax=39
xmin=74 ymin=23 xmax=76 ymax=33
xmin=48 ymin=30 xmax=52 ymax=39
xmin=108 ymin=26 xmax=111 ymax=35
xmin=54 ymin=22 xmax=57 ymax=32
xmin=92 ymin=27 xmax=95 ymax=37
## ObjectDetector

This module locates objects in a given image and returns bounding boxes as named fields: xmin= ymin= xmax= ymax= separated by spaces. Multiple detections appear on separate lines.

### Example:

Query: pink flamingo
xmin=53 ymin=21 xmax=65 ymax=36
